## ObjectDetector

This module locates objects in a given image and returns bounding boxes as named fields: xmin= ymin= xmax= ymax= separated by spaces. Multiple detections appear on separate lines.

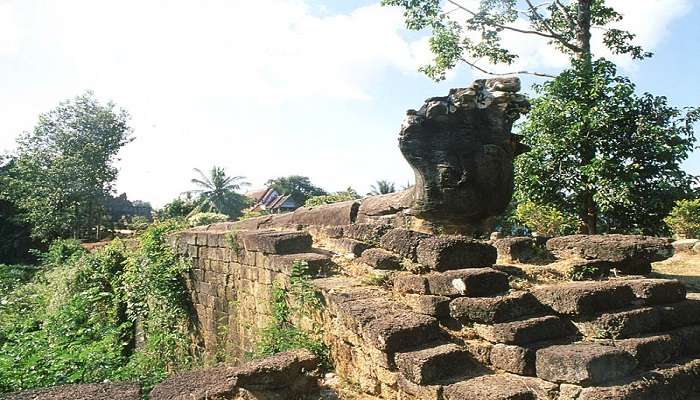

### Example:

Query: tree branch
xmin=554 ymin=0 xmax=576 ymax=31
xmin=447 ymin=0 xmax=580 ymax=54
xmin=460 ymin=57 xmax=555 ymax=78
xmin=524 ymin=0 xmax=580 ymax=53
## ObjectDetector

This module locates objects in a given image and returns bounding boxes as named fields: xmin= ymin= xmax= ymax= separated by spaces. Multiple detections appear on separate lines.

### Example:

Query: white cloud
xmin=0 ymin=1 xmax=20 ymax=56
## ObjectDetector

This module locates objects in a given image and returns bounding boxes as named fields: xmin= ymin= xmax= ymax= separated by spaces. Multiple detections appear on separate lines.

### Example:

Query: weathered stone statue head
xmin=400 ymin=77 xmax=529 ymax=227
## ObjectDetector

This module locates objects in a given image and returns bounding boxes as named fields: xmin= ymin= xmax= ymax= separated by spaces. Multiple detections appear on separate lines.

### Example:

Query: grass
xmin=652 ymin=253 xmax=700 ymax=294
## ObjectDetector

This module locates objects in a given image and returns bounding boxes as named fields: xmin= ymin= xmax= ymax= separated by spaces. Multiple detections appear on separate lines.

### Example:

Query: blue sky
xmin=1 ymin=0 xmax=698 ymax=207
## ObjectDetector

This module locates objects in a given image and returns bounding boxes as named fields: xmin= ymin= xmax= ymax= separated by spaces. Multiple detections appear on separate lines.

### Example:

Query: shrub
xmin=255 ymin=261 xmax=329 ymax=368
xmin=0 ymin=220 xmax=196 ymax=393
xmin=664 ymin=199 xmax=700 ymax=239
xmin=513 ymin=201 xmax=577 ymax=237
xmin=304 ymin=189 xmax=360 ymax=207
xmin=187 ymin=212 xmax=228 ymax=227
xmin=238 ymin=210 xmax=268 ymax=221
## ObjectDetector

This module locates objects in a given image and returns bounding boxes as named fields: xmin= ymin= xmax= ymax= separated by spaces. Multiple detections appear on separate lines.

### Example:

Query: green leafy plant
xmin=187 ymin=212 xmax=228 ymax=227
xmin=513 ymin=201 xmax=577 ymax=237
xmin=254 ymin=261 xmax=329 ymax=368
xmin=0 ymin=220 xmax=197 ymax=393
xmin=304 ymin=188 xmax=360 ymax=207
xmin=664 ymin=199 xmax=700 ymax=239
xmin=224 ymin=229 xmax=241 ymax=253
xmin=566 ymin=264 xmax=604 ymax=281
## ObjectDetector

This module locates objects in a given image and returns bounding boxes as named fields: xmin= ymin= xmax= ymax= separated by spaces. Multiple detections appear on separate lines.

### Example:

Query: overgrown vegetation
xmin=255 ymin=261 xmax=329 ymax=368
xmin=664 ymin=199 xmax=700 ymax=239
xmin=0 ymin=220 xmax=197 ymax=393
xmin=304 ymin=187 xmax=360 ymax=207
xmin=187 ymin=212 xmax=228 ymax=227
xmin=513 ymin=201 xmax=576 ymax=237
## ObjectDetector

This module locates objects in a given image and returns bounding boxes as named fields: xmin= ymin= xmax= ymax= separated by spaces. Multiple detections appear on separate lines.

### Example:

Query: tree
xmin=186 ymin=167 xmax=250 ymax=219
xmin=155 ymin=195 xmax=198 ymax=220
xmin=384 ymin=0 xmax=697 ymax=234
xmin=515 ymin=60 xmax=699 ymax=234
xmin=0 ymin=156 xmax=39 ymax=263
xmin=266 ymin=175 xmax=326 ymax=205
xmin=6 ymin=92 xmax=133 ymax=242
xmin=383 ymin=0 xmax=649 ymax=80
xmin=664 ymin=199 xmax=700 ymax=239
xmin=368 ymin=180 xmax=396 ymax=195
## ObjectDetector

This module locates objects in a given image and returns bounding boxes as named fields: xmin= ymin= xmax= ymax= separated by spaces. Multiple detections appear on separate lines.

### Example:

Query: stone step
xmin=360 ymin=248 xmax=402 ymax=270
xmin=575 ymin=299 xmax=700 ymax=340
xmin=442 ymin=373 xmax=557 ymax=400
xmin=343 ymin=223 xmax=392 ymax=244
xmin=612 ymin=324 xmax=700 ymax=368
xmin=400 ymin=294 xmax=451 ymax=319
xmin=266 ymin=253 xmax=332 ymax=275
xmin=474 ymin=315 xmax=575 ymax=345
xmin=416 ymin=236 xmax=497 ymax=271
xmin=379 ymin=228 xmax=430 ymax=261
xmin=531 ymin=281 xmax=635 ymax=316
xmin=395 ymin=343 xmax=474 ymax=385
xmin=239 ymin=230 xmax=312 ymax=254
xmin=535 ymin=343 xmax=637 ymax=385
xmin=575 ymin=306 xmax=660 ymax=339
xmin=489 ymin=343 xmax=536 ymax=376
xmin=657 ymin=299 xmax=700 ymax=329
xmin=327 ymin=238 xmax=370 ymax=257
xmin=450 ymin=291 xmax=546 ymax=324
xmin=329 ymin=293 xmax=442 ymax=354
xmin=559 ymin=357 xmax=700 ymax=400
xmin=623 ymin=278 xmax=687 ymax=305
xmin=394 ymin=268 xmax=509 ymax=297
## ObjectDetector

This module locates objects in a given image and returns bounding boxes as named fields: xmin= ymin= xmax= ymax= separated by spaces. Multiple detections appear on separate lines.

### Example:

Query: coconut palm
xmin=187 ymin=166 xmax=250 ymax=217
xmin=368 ymin=180 xmax=396 ymax=196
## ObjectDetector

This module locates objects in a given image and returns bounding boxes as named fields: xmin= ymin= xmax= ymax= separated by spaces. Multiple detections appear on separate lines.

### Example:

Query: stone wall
xmin=170 ymin=221 xmax=700 ymax=400
xmin=169 ymin=228 xmax=331 ymax=363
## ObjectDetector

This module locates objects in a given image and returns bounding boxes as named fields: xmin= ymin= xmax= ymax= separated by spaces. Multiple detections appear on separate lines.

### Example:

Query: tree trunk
xmin=575 ymin=0 xmax=597 ymax=234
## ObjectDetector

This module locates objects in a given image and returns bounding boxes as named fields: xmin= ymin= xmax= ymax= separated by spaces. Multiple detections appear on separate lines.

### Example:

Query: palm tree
xmin=368 ymin=180 xmax=396 ymax=196
xmin=187 ymin=166 xmax=250 ymax=217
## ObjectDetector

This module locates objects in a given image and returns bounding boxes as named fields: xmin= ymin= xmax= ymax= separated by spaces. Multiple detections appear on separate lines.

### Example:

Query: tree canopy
xmin=368 ymin=180 xmax=396 ymax=196
xmin=4 ymin=92 xmax=133 ymax=242
xmin=266 ymin=175 xmax=326 ymax=205
xmin=382 ymin=0 xmax=649 ymax=79
xmin=186 ymin=167 xmax=250 ymax=219
xmin=515 ymin=60 xmax=699 ymax=234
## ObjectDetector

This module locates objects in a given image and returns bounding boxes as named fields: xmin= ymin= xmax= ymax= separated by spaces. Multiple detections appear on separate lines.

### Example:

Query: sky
xmin=1 ymin=0 xmax=699 ymax=207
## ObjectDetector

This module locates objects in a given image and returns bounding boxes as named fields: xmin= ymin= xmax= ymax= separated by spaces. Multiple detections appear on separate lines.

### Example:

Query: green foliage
xmin=255 ymin=261 xmax=329 ymax=368
xmin=187 ymin=167 xmax=250 ymax=219
xmin=39 ymin=239 xmax=87 ymax=268
xmin=0 ymin=220 xmax=196 ymax=393
xmin=513 ymin=201 xmax=576 ymax=237
xmin=4 ymin=92 xmax=133 ymax=242
xmin=128 ymin=215 xmax=150 ymax=232
xmin=515 ymin=60 xmax=699 ymax=235
xmin=238 ymin=209 xmax=268 ymax=221
xmin=224 ymin=229 xmax=241 ymax=253
xmin=382 ymin=0 xmax=650 ymax=80
xmin=664 ymin=199 xmax=700 ymax=239
xmin=267 ymin=175 xmax=327 ymax=206
xmin=155 ymin=196 xmax=198 ymax=221
xmin=187 ymin=212 xmax=228 ymax=227
xmin=120 ymin=219 xmax=195 ymax=389
xmin=368 ymin=180 xmax=396 ymax=196
xmin=566 ymin=264 xmax=604 ymax=281
xmin=304 ymin=187 xmax=360 ymax=207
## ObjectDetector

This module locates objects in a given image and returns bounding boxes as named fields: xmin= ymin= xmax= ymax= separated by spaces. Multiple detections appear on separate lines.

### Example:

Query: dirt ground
xmin=652 ymin=253 xmax=700 ymax=297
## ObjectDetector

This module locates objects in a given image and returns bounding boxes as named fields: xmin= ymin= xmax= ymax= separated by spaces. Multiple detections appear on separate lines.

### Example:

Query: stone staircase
xmin=311 ymin=224 xmax=700 ymax=400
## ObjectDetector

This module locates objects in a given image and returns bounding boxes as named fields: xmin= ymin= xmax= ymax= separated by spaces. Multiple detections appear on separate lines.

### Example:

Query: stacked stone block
xmin=171 ymin=228 xmax=330 ymax=363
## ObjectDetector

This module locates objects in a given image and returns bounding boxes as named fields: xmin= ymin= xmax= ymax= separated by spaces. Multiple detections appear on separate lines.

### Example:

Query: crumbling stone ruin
xmin=7 ymin=78 xmax=699 ymax=399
